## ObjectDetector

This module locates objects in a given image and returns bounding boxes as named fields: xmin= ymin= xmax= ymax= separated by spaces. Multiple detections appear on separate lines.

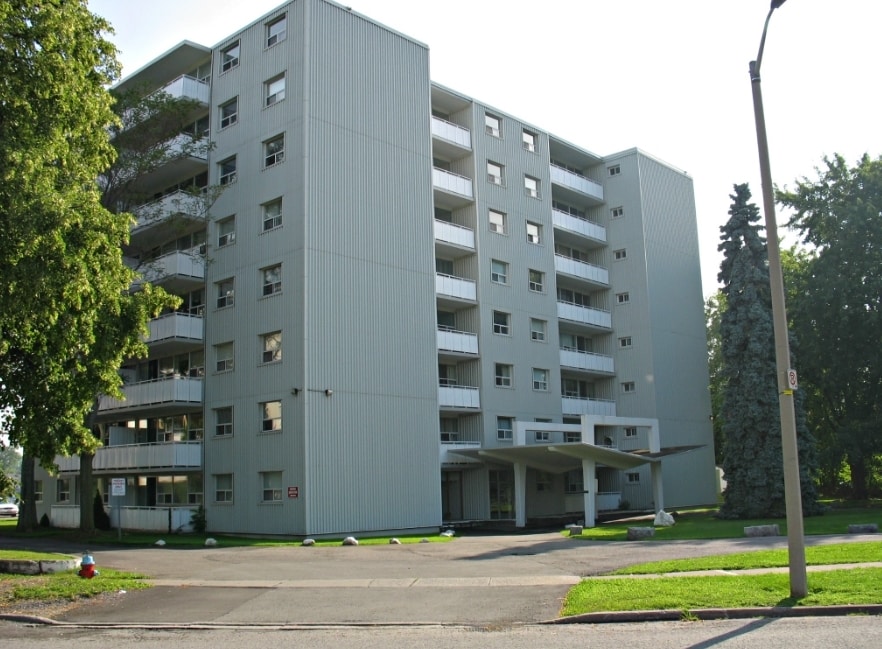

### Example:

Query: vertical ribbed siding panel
xmin=301 ymin=0 xmax=438 ymax=535
xmin=637 ymin=152 xmax=717 ymax=507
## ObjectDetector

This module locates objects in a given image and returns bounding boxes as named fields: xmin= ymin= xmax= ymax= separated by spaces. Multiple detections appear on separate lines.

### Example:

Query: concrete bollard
xmin=847 ymin=524 xmax=879 ymax=534
xmin=627 ymin=527 xmax=655 ymax=540
xmin=743 ymin=524 xmax=780 ymax=537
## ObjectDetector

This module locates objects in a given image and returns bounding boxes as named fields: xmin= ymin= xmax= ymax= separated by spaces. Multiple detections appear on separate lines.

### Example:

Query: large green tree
xmin=716 ymin=184 xmax=820 ymax=519
xmin=779 ymin=154 xmax=882 ymax=499
xmin=0 ymin=1 xmax=171 ymax=530
xmin=705 ymin=291 xmax=726 ymax=466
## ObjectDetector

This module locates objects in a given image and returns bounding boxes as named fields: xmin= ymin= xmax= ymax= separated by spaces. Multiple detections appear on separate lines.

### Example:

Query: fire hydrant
xmin=78 ymin=553 xmax=98 ymax=579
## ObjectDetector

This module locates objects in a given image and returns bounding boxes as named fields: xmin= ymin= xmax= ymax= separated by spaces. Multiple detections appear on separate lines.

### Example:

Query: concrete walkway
xmin=2 ymin=532 xmax=880 ymax=627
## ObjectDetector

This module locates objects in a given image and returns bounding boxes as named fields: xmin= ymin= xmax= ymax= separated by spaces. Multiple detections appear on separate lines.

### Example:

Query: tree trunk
xmin=17 ymin=454 xmax=38 ymax=531
xmin=79 ymin=451 xmax=95 ymax=533
xmin=848 ymin=456 xmax=869 ymax=500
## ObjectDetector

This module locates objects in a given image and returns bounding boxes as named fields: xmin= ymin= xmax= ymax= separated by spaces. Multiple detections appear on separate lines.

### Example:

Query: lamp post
xmin=749 ymin=0 xmax=807 ymax=598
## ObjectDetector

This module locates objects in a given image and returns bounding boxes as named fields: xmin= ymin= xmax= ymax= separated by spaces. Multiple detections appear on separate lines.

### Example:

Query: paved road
xmin=3 ymin=531 xmax=875 ymax=627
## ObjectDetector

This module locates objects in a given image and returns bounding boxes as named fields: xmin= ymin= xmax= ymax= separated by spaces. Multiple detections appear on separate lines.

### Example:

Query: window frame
xmin=532 ymin=368 xmax=549 ymax=391
xmin=495 ymin=363 xmax=513 ymax=388
xmin=485 ymin=113 xmax=501 ymax=138
xmin=492 ymin=310 xmax=511 ymax=336
xmin=266 ymin=14 xmax=287 ymax=48
xmin=262 ymin=198 xmax=282 ymax=231
xmin=488 ymin=208 xmax=507 ymax=234
xmin=619 ymin=336 xmax=633 ymax=348
xmin=487 ymin=160 xmax=504 ymax=186
xmin=265 ymin=73 xmax=286 ymax=107
xmin=621 ymin=381 xmax=636 ymax=394
xmin=219 ymin=97 xmax=238 ymax=129
xmin=490 ymin=259 xmax=508 ymax=285
xmin=220 ymin=41 xmax=240 ymax=73
xmin=614 ymin=248 xmax=627 ymax=260
xmin=530 ymin=318 xmax=546 ymax=342
xmin=219 ymin=156 xmax=237 ymax=186
xmin=214 ymin=474 xmax=233 ymax=503
xmin=261 ymin=331 xmax=282 ymax=364
xmin=261 ymin=471 xmax=283 ymax=502
xmin=528 ymin=269 xmax=544 ymax=293
xmin=611 ymin=206 xmax=625 ymax=219
xmin=214 ymin=406 xmax=233 ymax=437
xmin=616 ymin=292 xmax=630 ymax=304
xmin=216 ymin=278 xmax=235 ymax=309
xmin=215 ymin=341 xmax=234 ymax=373
xmin=526 ymin=221 xmax=541 ymax=245
xmin=260 ymin=400 xmax=282 ymax=433
xmin=262 ymin=264 xmax=282 ymax=297
xmin=263 ymin=133 xmax=285 ymax=168
xmin=496 ymin=416 xmax=513 ymax=441
xmin=217 ymin=216 xmax=235 ymax=247
xmin=522 ymin=129 xmax=537 ymax=152
xmin=608 ymin=164 xmax=621 ymax=177
xmin=524 ymin=175 xmax=540 ymax=199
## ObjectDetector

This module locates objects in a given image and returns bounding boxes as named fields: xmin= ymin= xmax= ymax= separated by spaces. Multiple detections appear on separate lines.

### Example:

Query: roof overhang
xmin=114 ymin=41 xmax=211 ymax=94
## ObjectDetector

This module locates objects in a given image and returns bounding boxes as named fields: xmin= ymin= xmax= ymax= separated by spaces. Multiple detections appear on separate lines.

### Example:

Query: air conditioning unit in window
xmin=218 ymin=233 xmax=235 ymax=247
xmin=525 ymin=188 xmax=539 ymax=198
xmin=522 ymin=141 xmax=535 ymax=152
xmin=485 ymin=126 xmax=500 ymax=137
xmin=488 ymin=174 xmax=502 ymax=185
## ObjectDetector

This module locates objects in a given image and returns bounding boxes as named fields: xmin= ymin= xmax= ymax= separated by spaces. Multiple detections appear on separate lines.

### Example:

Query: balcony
xmin=561 ymin=396 xmax=616 ymax=417
xmin=132 ymin=134 xmax=208 ymax=197
xmin=434 ymin=219 xmax=475 ymax=257
xmin=554 ymin=255 xmax=609 ymax=287
xmin=437 ymin=327 xmax=479 ymax=357
xmin=146 ymin=312 xmax=203 ymax=356
xmin=158 ymin=74 xmax=210 ymax=105
xmin=552 ymin=209 xmax=606 ymax=245
xmin=559 ymin=348 xmax=615 ymax=374
xmin=133 ymin=250 xmax=204 ymax=293
xmin=550 ymin=164 xmax=604 ymax=202
xmin=433 ymin=168 xmax=474 ymax=209
xmin=55 ymin=441 xmax=202 ymax=474
xmin=557 ymin=301 xmax=612 ymax=330
xmin=438 ymin=385 xmax=480 ymax=410
xmin=98 ymin=376 xmax=202 ymax=418
xmin=436 ymin=273 xmax=477 ymax=305
xmin=130 ymin=190 xmax=205 ymax=250
xmin=431 ymin=116 xmax=471 ymax=160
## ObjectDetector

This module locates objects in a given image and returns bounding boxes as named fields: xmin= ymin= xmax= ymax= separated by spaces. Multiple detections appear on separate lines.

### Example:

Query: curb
xmin=0 ymin=558 xmax=79 ymax=576
xmin=545 ymin=604 xmax=882 ymax=625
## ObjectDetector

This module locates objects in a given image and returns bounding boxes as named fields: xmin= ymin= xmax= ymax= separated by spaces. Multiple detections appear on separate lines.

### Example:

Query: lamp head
xmin=771 ymin=0 xmax=786 ymax=9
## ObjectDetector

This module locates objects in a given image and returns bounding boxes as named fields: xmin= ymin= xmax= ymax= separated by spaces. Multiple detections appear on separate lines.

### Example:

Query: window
xmin=436 ymin=258 xmax=454 ymax=275
xmin=530 ymin=318 xmax=546 ymax=342
xmin=215 ymin=474 xmax=233 ymax=503
xmin=532 ymin=368 xmax=549 ymax=391
xmin=491 ymin=259 xmax=508 ymax=285
xmin=263 ymin=198 xmax=282 ymax=231
xmin=626 ymin=472 xmax=641 ymax=484
xmin=621 ymin=381 xmax=636 ymax=393
xmin=492 ymin=310 xmax=510 ymax=335
xmin=497 ymin=416 xmax=513 ymax=441
xmin=528 ymin=269 xmax=544 ymax=292
xmin=438 ymin=363 xmax=457 ymax=387
xmin=265 ymin=73 xmax=286 ymax=107
xmin=485 ymin=113 xmax=501 ymax=137
xmin=220 ymin=41 xmax=240 ymax=73
xmin=219 ymin=156 xmax=237 ymax=186
xmin=262 ymin=331 xmax=282 ymax=363
xmin=262 ymin=264 xmax=282 ymax=296
xmin=219 ymin=97 xmax=238 ymax=129
xmin=524 ymin=175 xmax=540 ymax=199
xmin=565 ymin=431 xmax=582 ymax=443
xmin=522 ymin=129 xmax=537 ymax=152
xmin=34 ymin=480 xmax=43 ymax=503
xmin=565 ymin=470 xmax=584 ymax=494
xmin=614 ymin=248 xmax=627 ymax=260
xmin=489 ymin=209 xmax=507 ymax=234
xmin=558 ymin=287 xmax=592 ymax=307
xmin=619 ymin=336 xmax=633 ymax=348
xmin=261 ymin=400 xmax=282 ymax=432
xmin=261 ymin=471 xmax=283 ymax=502
xmin=487 ymin=161 xmax=504 ymax=186
xmin=264 ymin=134 xmax=285 ymax=167
xmin=214 ymin=407 xmax=233 ymax=436
xmin=535 ymin=431 xmax=550 ymax=443
xmin=216 ymin=278 xmax=234 ymax=308
xmin=608 ymin=165 xmax=621 ymax=176
xmin=561 ymin=332 xmax=591 ymax=352
xmin=440 ymin=417 xmax=459 ymax=443
xmin=215 ymin=342 xmax=234 ymax=372
xmin=611 ymin=206 xmax=625 ymax=219
xmin=616 ymin=292 xmax=630 ymax=304
xmin=57 ymin=478 xmax=71 ymax=503
xmin=217 ymin=216 xmax=235 ymax=247
xmin=266 ymin=14 xmax=287 ymax=47
xmin=526 ymin=221 xmax=541 ymax=244
xmin=625 ymin=427 xmax=638 ymax=437
xmin=495 ymin=363 xmax=513 ymax=388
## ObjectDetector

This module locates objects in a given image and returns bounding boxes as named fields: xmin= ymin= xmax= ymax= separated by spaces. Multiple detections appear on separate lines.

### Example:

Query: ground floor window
xmin=565 ymin=470 xmax=584 ymax=495
xmin=56 ymin=478 xmax=70 ymax=503
xmin=261 ymin=471 xmax=282 ymax=502
xmin=34 ymin=480 xmax=43 ymax=503
xmin=215 ymin=474 xmax=233 ymax=503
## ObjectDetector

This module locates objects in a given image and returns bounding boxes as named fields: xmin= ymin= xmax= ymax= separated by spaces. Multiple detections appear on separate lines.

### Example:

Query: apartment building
xmin=35 ymin=0 xmax=717 ymax=537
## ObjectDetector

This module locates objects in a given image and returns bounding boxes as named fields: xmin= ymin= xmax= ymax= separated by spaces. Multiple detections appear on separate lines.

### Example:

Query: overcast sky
xmin=88 ymin=0 xmax=882 ymax=297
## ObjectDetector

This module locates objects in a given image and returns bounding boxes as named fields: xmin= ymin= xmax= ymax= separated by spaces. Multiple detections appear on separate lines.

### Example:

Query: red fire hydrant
xmin=78 ymin=553 xmax=97 ymax=579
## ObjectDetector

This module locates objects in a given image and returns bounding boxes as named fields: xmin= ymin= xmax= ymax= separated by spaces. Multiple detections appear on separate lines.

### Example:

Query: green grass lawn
xmin=0 ymin=568 xmax=150 ymax=607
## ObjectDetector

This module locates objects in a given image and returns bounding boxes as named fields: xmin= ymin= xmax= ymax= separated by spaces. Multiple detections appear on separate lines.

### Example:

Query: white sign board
xmin=111 ymin=478 xmax=126 ymax=497
xmin=787 ymin=369 xmax=798 ymax=391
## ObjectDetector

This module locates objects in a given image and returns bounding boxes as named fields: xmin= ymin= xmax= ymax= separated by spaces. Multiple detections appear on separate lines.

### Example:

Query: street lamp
xmin=749 ymin=0 xmax=807 ymax=598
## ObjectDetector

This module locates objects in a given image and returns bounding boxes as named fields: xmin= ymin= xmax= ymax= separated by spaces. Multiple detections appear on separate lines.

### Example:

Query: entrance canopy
xmin=451 ymin=442 xmax=659 ymax=473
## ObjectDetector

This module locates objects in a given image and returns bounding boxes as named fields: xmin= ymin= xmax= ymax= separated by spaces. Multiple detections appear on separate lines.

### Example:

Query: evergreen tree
xmin=717 ymin=184 xmax=820 ymax=518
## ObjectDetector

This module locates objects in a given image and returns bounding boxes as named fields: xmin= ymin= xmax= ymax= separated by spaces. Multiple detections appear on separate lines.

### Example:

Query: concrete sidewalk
xmin=2 ymin=532 xmax=880 ymax=627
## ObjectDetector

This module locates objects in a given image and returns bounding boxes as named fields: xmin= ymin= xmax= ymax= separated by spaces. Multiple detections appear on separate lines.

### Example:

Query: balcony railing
xmin=559 ymin=348 xmax=615 ymax=374
xmin=51 ymin=505 xmax=198 ymax=533
xmin=552 ymin=209 xmax=606 ymax=244
xmin=131 ymin=190 xmax=204 ymax=235
xmin=433 ymin=168 xmax=474 ymax=200
xmin=561 ymin=396 xmax=617 ymax=417
xmin=431 ymin=116 xmax=471 ymax=149
xmin=440 ymin=440 xmax=482 ymax=466
xmin=438 ymin=385 xmax=480 ymax=409
xmin=554 ymin=255 xmax=609 ymax=286
xmin=557 ymin=301 xmax=612 ymax=329
xmin=55 ymin=441 xmax=202 ymax=473
xmin=134 ymin=250 xmax=205 ymax=286
xmin=436 ymin=273 xmax=477 ymax=302
xmin=147 ymin=312 xmax=203 ymax=345
xmin=550 ymin=164 xmax=604 ymax=201
xmin=98 ymin=376 xmax=203 ymax=413
xmin=158 ymin=74 xmax=210 ymax=105
xmin=434 ymin=219 xmax=475 ymax=251
xmin=437 ymin=327 xmax=479 ymax=355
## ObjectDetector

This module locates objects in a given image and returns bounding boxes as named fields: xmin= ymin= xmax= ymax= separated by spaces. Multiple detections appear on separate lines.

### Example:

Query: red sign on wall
xmin=287 ymin=486 xmax=299 ymax=499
